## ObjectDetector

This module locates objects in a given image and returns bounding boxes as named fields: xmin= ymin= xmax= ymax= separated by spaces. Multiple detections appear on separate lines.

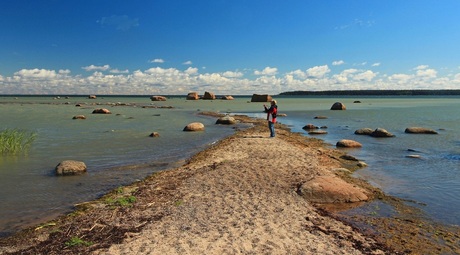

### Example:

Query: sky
xmin=1 ymin=0 xmax=460 ymax=95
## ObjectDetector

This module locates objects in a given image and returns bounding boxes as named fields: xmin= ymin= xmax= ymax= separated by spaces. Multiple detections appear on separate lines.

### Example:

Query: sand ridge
xmin=94 ymin=127 xmax=384 ymax=255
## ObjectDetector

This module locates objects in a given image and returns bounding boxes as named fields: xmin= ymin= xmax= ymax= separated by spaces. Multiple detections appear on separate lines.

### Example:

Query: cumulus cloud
xmin=306 ymin=65 xmax=330 ymax=78
xmin=97 ymin=15 xmax=139 ymax=31
xmin=185 ymin=67 xmax=198 ymax=75
xmin=254 ymin=67 xmax=278 ymax=76
xmin=222 ymin=71 xmax=244 ymax=78
xmin=183 ymin=61 xmax=193 ymax=65
xmin=372 ymin=63 xmax=381 ymax=67
xmin=414 ymin=65 xmax=437 ymax=78
xmin=150 ymin=59 xmax=165 ymax=63
xmin=353 ymin=70 xmax=377 ymax=81
xmin=388 ymin=74 xmax=413 ymax=84
xmin=332 ymin=60 xmax=345 ymax=66
xmin=110 ymin=69 xmax=129 ymax=74
xmin=14 ymin=69 xmax=57 ymax=79
xmin=1 ymin=63 xmax=458 ymax=95
xmin=82 ymin=65 xmax=110 ymax=72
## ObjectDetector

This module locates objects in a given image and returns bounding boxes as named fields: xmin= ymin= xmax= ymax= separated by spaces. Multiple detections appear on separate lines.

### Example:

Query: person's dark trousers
xmin=268 ymin=121 xmax=275 ymax=137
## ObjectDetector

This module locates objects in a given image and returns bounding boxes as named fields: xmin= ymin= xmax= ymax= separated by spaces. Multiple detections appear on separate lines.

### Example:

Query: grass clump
xmin=64 ymin=236 xmax=93 ymax=247
xmin=105 ymin=195 xmax=137 ymax=207
xmin=0 ymin=128 xmax=37 ymax=155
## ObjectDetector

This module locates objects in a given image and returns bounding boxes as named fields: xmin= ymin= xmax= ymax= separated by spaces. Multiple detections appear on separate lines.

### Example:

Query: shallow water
xmin=0 ymin=95 xmax=459 ymax=236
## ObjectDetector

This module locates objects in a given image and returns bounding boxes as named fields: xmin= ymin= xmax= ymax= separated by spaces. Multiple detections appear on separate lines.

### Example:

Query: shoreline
xmin=0 ymin=114 xmax=459 ymax=254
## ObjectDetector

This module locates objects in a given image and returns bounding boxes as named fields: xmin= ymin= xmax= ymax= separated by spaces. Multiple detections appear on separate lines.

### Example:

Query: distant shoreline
xmin=280 ymin=89 xmax=460 ymax=96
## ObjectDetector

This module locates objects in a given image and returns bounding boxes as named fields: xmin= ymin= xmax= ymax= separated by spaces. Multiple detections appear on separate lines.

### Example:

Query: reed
xmin=0 ymin=128 xmax=37 ymax=155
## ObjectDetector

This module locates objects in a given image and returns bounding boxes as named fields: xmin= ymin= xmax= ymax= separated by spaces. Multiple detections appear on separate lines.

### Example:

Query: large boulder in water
xmin=330 ymin=102 xmax=346 ymax=110
xmin=370 ymin=128 xmax=395 ymax=137
xmin=202 ymin=91 xmax=216 ymax=100
xmin=354 ymin=128 xmax=373 ymax=135
xmin=221 ymin=95 xmax=234 ymax=100
xmin=55 ymin=160 xmax=87 ymax=176
xmin=92 ymin=108 xmax=111 ymax=114
xmin=183 ymin=122 xmax=205 ymax=131
xmin=336 ymin=139 xmax=362 ymax=148
xmin=302 ymin=124 xmax=318 ymax=130
xmin=186 ymin=92 xmax=200 ymax=100
xmin=251 ymin=94 xmax=272 ymax=102
xmin=405 ymin=127 xmax=438 ymax=134
xmin=216 ymin=116 xmax=237 ymax=125
xmin=297 ymin=175 xmax=369 ymax=203
xmin=150 ymin=95 xmax=167 ymax=101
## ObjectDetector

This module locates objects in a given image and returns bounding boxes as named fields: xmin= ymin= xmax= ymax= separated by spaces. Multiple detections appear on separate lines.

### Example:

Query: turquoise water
xmin=0 ymin=95 xmax=459 ymax=235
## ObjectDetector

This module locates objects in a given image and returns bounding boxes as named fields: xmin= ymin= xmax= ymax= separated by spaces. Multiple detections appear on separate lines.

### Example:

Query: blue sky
xmin=1 ymin=0 xmax=460 ymax=95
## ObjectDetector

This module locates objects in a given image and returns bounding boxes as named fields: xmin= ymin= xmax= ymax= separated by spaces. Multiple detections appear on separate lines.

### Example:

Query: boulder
xmin=150 ymin=96 xmax=167 ymax=101
xmin=297 ymin=175 xmax=369 ymax=203
xmin=370 ymin=128 xmax=395 ymax=137
xmin=72 ymin=115 xmax=86 ymax=120
xmin=202 ymin=91 xmax=216 ymax=100
xmin=88 ymin=95 xmax=97 ymax=99
xmin=221 ymin=95 xmax=234 ymax=100
xmin=183 ymin=122 xmax=205 ymax=131
xmin=405 ymin=127 xmax=438 ymax=134
xmin=251 ymin=94 xmax=272 ymax=102
xmin=353 ymin=101 xmax=362 ymax=103
xmin=336 ymin=139 xmax=362 ymax=148
xmin=302 ymin=124 xmax=318 ymax=130
xmin=149 ymin=132 xmax=160 ymax=137
xmin=216 ymin=116 xmax=237 ymax=125
xmin=354 ymin=128 xmax=373 ymax=135
xmin=314 ymin=116 xmax=328 ymax=119
xmin=55 ymin=160 xmax=87 ymax=176
xmin=308 ymin=130 xmax=328 ymax=135
xmin=330 ymin=102 xmax=346 ymax=110
xmin=357 ymin=161 xmax=368 ymax=167
xmin=186 ymin=92 xmax=200 ymax=100
xmin=92 ymin=108 xmax=111 ymax=114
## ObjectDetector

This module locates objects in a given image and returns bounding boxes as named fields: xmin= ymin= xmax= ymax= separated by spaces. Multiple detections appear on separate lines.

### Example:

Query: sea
xmin=0 ymin=95 xmax=459 ymax=236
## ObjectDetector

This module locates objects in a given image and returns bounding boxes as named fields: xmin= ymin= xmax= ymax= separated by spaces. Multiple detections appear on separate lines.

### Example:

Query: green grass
xmin=65 ymin=236 xmax=93 ymax=247
xmin=0 ymin=128 xmax=37 ymax=155
xmin=105 ymin=195 xmax=137 ymax=207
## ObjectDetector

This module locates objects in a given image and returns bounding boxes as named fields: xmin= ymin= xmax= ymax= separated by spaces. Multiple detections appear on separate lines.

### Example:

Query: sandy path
xmin=95 ymin=128 xmax=383 ymax=255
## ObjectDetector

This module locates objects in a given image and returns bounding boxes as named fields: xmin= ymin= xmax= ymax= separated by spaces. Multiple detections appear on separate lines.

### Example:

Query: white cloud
xmin=1 ymin=63 xmax=459 ymax=95
xmin=388 ymin=74 xmax=413 ymax=84
xmin=416 ymin=67 xmax=437 ymax=78
xmin=82 ymin=65 xmax=110 ymax=72
xmin=222 ymin=71 xmax=244 ymax=78
xmin=306 ymin=65 xmax=330 ymax=78
xmin=414 ymin=65 xmax=429 ymax=70
xmin=372 ymin=63 xmax=381 ymax=67
xmin=14 ymin=69 xmax=57 ymax=79
xmin=150 ymin=59 xmax=165 ymax=63
xmin=97 ymin=15 xmax=139 ymax=31
xmin=254 ymin=67 xmax=278 ymax=76
xmin=110 ymin=69 xmax=129 ymax=74
xmin=332 ymin=60 xmax=345 ymax=66
xmin=352 ymin=70 xmax=377 ymax=81
xmin=185 ymin=67 xmax=198 ymax=75
xmin=183 ymin=60 xmax=193 ymax=65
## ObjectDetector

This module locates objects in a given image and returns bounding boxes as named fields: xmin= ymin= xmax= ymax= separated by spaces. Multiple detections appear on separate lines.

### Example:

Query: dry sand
xmin=94 ymin=126 xmax=383 ymax=255
xmin=1 ymin=115 xmax=458 ymax=254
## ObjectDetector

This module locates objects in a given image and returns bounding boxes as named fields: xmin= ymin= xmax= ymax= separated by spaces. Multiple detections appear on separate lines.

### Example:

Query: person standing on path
xmin=264 ymin=100 xmax=278 ymax=137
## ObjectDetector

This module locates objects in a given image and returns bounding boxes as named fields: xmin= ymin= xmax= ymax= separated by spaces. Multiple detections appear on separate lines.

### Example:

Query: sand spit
xmin=0 ymin=115 xmax=458 ymax=254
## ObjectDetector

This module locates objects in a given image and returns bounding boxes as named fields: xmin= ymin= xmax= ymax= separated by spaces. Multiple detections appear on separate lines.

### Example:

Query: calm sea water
xmin=0 ymin=95 xmax=459 ymax=235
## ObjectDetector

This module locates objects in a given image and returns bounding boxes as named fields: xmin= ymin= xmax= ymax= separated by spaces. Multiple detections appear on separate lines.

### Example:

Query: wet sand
xmin=0 ymin=114 xmax=459 ymax=254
